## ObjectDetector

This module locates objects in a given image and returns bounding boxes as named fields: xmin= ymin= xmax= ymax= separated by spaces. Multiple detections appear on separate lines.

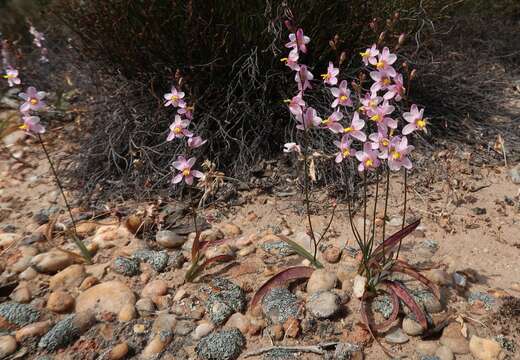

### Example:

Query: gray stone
xmin=0 ymin=302 xmax=40 ymax=327
xmin=468 ymin=292 xmax=496 ymax=310
xmin=112 ymin=257 xmax=140 ymax=276
xmin=205 ymin=278 xmax=246 ymax=326
xmin=453 ymin=272 xmax=467 ymax=288
xmin=133 ymin=249 xmax=169 ymax=272
xmin=306 ymin=291 xmax=340 ymax=319
xmin=156 ymin=230 xmax=186 ymax=249
xmin=38 ymin=312 xmax=95 ymax=351
xmin=260 ymin=241 xmax=295 ymax=257
xmin=435 ymin=345 xmax=454 ymax=360
xmin=510 ymin=164 xmax=520 ymax=184
xmin=262 ymin=287 xmax=301 ymax=324
xmin=334 ymin=342 xmax=363 ymax=360
xmin=195 ymin=328 xmax=245 ymax=360
xmin=372 ymin=295 xmax=394 ymax=319
xmin=385 ymin=328 xmax=409 ymax=344
xmin=402 ymin=315 xmax=424 ymax=336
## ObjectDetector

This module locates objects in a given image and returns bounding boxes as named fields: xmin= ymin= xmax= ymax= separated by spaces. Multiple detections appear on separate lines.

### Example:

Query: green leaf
xmin=277 ymin=235 xmax=323 ymax=269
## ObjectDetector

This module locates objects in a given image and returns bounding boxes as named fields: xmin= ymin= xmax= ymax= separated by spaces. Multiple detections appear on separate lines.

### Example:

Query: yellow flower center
xmin=4 ymin=74 xmax=15 ymax=79
xmin=322 ymin=118 xmax=331 ymax=125
xmin=344 ymin=127 xmax=353 ymax=133
xmin=382 ymin=139 xmax=389 ymax=147
xmin=370 ymin=114 xmax=381 ymax=122
xmin=391 ymin=151 xmax=402 ymax=160
xmin=382 ymin=78 xmax=391 ymax=86
xmin=340 ymin=95 xmax=348 ymax=102
xmin=342 ymin=149 xmax=350 ymax=157
xmin=280 ymin=57 xmax=288 ymax=63
xmin=174 ymin=127 xmax=182 ymax=134
xmin=360 ymin=50 xmax=369 ymax=58
xmin=30 ymin=98 xmax=38 ymax=105
xmin=171 ymin=95 xmax=179 ymax=101
xmin=182 ymin=169 xmax=190 ymax=176
xmin=321 ymin=73 xmax=331 ymax=80
xmin=283 ymin=99 xmax=291 ymax=103
xmin=417 ymin=119 xmax=426 ymax=128
xmin=376 ymin=61 xmax=385 ymax=69
xmin=365 ymin=159 xmax=373 ymax=167
xmin=369 ymin=100 xmax=377 ymax=107
xmin=19 ymin=124 xmax=28 ymax=130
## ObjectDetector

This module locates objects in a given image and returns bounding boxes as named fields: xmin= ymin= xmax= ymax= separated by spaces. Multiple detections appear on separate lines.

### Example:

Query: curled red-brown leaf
xmin=373 ymin=284 xmax=400 ymax=331
xmin=370 ymin=219 xmax=421 ymax=262
xmin=386 ymin=280 xmax=428 ymax=330
xmin=250 ymin=266 xmax=314 ymax=310
xmin=360 ymin=299 xmax=395 ymax=358
xmin=392 ymin=261 xmax=441 ymax=299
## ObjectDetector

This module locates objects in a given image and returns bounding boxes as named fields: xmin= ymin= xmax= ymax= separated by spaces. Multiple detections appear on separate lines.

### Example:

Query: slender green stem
xmin=301 ymin=121 xmax=318 ymax=263
xmin=37 ymin=134 xmax=91 ymax=264
xmin=345 ymin=178 xmax=362 ymax=247
xmin=368 ymin=170 xmax=380 ymax=256
xmin=395 ymin=169 xmax=408 ymax=259
xmin=381 ymin=165 xmax=390 ymax=262
xmin=363 ymin=172 xmax=367 ymax=248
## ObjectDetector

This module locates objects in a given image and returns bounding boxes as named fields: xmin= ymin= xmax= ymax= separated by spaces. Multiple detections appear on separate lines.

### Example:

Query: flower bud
xmin=329 ymin=40 xmax=336 ymax=50
xmin=369 ymin=18 xmax=377 ymax=31
xmin=398 ymin=33 xmax=406 ymax=46
xmin=410 ymin=69 xmax=417 ymax=80
xmin=402 ymin=61 xmax=409 ymax=70
xmin=351 ymin=80 xmax=360 ymax=93
xmin=394 ymin=12 xmax=400 ymax=20
xmin=334 ymin=34 xmax=340 ymax=43
xmin=339 ymin=51 xmax=347 ymax=65
xmin=378 ymin=31 xmax=386 ymax=45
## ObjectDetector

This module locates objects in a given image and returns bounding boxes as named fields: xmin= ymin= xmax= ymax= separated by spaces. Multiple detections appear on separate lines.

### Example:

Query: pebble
xmin=411 ymin=289 xmax=443 ymax=314
xmin=193 ymin=322 xmax=215 ymax=340
xmin=76 ymin=281 xmax=136 ymax=318
xmin=108 ymin=342 xmax=129 ymax=360
xmin=49 ymin=264 xmax=86 ymax=290
xmin=47 ymin=290 xmax=75 ymax=313
xmin=0 ymin=233 xmax=18 ymax=249
xmin=425 ymin=269 xmax=452 ymax=286
xmin=196 ymin=328 xmax=245 ymax=360
xmin=141 ymin=280 xmax=168 ymax=298
xmin=38 ymin=312 xmax=95 ymax=351
xmin=135 ymin=298 xmax=155 ymax=317
xmin=469 ymin=336 xmax=504 ymax=360
xmin=155 ymin=230 xmax=186 ymax=249
xmin=509 ymin=164 xmax=520 ymax=184
xmin=175 ymin=320 xmax=194 ymax=336
xmin=79 ymin=275 xmax=98 ymax=290
xmin=10 ymin=246 xmax=38 ymax=273
xmin=18 ymin=267 xmax=38 ymax=281
xmin=262 ymin=287 xmax=301 ymax=324
xmin=282 ymin=317 xmax=300 ymax=338
xmin=91 ymin=225 xmax=134 ymax=249
xmin=15 ymin=320 xmax=52 ymax=342
xmin=112 ymin=256 xmax=140 ymax=276
xmin=453 ymin=272 xmax=467 ymax=288
xmin=416 ymin=341 xmax=440 ymax=356
xmin=0 ymin=336 xmax=16 ymax=359
xmin=118 ymin=303 xmax=136 ymax=322
xmin=334 ymin=342 xmax=363 ymax=360
xmin=75 ymin=222 xmax=97 ymax=236
xmin=0 ymin=302 xmax=40 ymax=328
xmin=402 ymin=315 xmax=424 ymax=336
xmin=439 ymin=322 xmax=470 ymax=354
xmin=306 ymin=269 xmax=337 ymax=294
xmin=205 ymin=278 xmax=246 ymax=325
xmin=323 ymin=246 xmax=342 ymax=263
xmin=218 ymin=223 xmax=242 ymax=237
xmin=353 ymin=275 xmax=367 ymax=299
xmin=306 ymin=291 xmax=341 ymax=319
xmin=270 ymin=324 xmax=284 ymax=340
xmin=9 ymin=282 xmax=32 ymax=303
xmin=225 ymin=313 xmax=250 ymax=334
xmin=133 ymin=249 xmax=169 ymax=272
xmin=141 ymin=314 xmax=176 ymax=358
xmin=385 ymin=327 xmax=410 ymax=344
xmin=435 ymin=345 xmax=454 ymax=360
xmin=30 ymin=251 xmax=75 ymax=274
xmin=141 ymin=337 xmax=168 ymax=359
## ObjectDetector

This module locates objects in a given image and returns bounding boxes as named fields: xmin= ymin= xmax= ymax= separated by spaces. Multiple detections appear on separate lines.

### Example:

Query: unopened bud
xmin=351 ymin=81 xmax=360 ymax=92
xmin=334 ymin=34 xmax=340 ymax=43
xmin=369 ymin=18 xmax=377 ymax=31
xmin=402 ymin=61 xmax=409 ymax=70
xmin=398 ymin=33 xmax=406 ymax=46
xmin=410 ymin=69 xmax=417 ymax=80
xmin=378 ymin=31 xmax=386 ymax=45
xmin=386 ymin=19 xmax=392 ymax=28
xmin=394 ymin=12 xmax=400 ymax=20
xmin=358 ymin=72 xmax=367 ymax=82
xmin=329 ymin=40 xmax=336 ymax=50
xmin=339 ymin=51 xmax=347 ymax=65
xmin=284 ymin=20 xmax=294 ymax=32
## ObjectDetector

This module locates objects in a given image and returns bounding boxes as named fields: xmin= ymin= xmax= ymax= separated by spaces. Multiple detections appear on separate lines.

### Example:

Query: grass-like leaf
xmin=278 ymin=235 xmax=324 ymax=269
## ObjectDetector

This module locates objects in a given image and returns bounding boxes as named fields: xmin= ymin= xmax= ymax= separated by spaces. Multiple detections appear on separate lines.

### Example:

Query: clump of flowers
xmin=29 ymin=24 xmax=49 ymax=63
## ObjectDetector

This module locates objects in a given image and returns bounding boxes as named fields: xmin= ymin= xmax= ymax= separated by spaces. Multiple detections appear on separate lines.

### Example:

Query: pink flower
xmin=321 ymin=62 xmax=339 ymax=86
xmin=369 ymin=70 xmax=393 ymax=93
xmin=172 ymin=156 xmax=204 ymax=185
xmin=367 ymin=101 xmax=397 ymax=130
xmin=29 ymin=26 xmax=45 ymax=48
xmin=360 ymin=44 xmax=379 ymax=66
xmin=384 ymin=73 xmax=405 ymax=101
xmin=164 ymin=86 xmax=186 ymax=108
xmin=334 ymin=135 xmax=356 ymax=163
xmin=188 ymin=136 xmax=207 ymax=149
xmin=178 ymin=105 xmax=194 ymax=120
xmin=167 ymin=115 xmax=192 ymax=141
xmin=330 ymin=80 xmax=353 ymax=107
xmin=296 ymin=107 xmax=321 ymax=130
xmin=355 ymin=142 xmax=381 ymax=172
xmin=285 ymin=28 xmax=310 ymax=54
xmin=283 ymin=142 xmax=301 ymax=153
xmin=281 ymin=49 xmax=300 ymax=71
xmin=360 ymin=91 xmax=382 ymax=113
xmin=285 ymin=93 xmax=306 ymax=115
xmin=295 ymin=65 xmax=313 ymax=91
xmin=20 ymin=115 xmax=45 ymax=134
xmin=369 ymin=128 xmax=391 ymax=158
xmin=321 ymin=110 xmax=344 ymax=133
xmin=387 ymin=136 xmax=414 ymax=171
xmin=341 ymin=112 xmax=366 ymax=141
xmin=19 ymin=86 xmax=46 ymax=112
xmin=369 ymin=47 xmax=397 ymax=77
xmin=402 ymin=104 xmax=427 ymax=135
xmin=3 ymin=69 xmax=20 ymax=87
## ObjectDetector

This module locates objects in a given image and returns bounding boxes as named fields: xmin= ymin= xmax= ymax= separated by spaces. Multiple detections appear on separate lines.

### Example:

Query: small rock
xmin=435 ymin=345 xmax=454 ymax=360
xmin=193 ymin=322 xmax=215 ymax=340
xmin=219 ymin=223 xmax=242 ymax=237
xmin=18 ymin=267 xmax=38 ymax=281
xmin=306 ymin=269 xmax=337 ymax=294
xmin=49 ymin=264 xmax=86 ymax=290
xmin=402 ymin=315 xmax=424 ymax=336
xmin=385 ymin=327 xmax=409 ymax=344
xmin=0 ymin=335 xmax=16 ymax=359
xmin=136 ymin=298 xmax=155 ymax=317
xmin=282 ymin=317 xmax=300 ymax=338
xmin=155 ymin=230 xmax=186 ymax=249
xmin=108 ymin=342 xmax=129 ymax=360
xmin=9 ymin=282 xmax=32 ymax=303
xmin=79 ymin=275 xmax=98 ymax=290
xmin=472 ymin=207 xmax=487 ymax=215
xmin=416 ymin=341 xmax=440 ymax=356
xmin=323 ymin=246 xmax=342 ymax=263
xmin=175 ymin=320 xmax=194 ymax=336
xmin=142 ymin=314 xmax=176 ymax=358
xmin=91 ymin=225 xmax=134 ymax=249
xmin=469 ymin=336 xmax=504 ymax=360
xmin=306 ymin=291 xmax=340 ymax=319
xmin=334 ymin=342 xmax=363 ymax=360
xmin=141 ymin=337 xmax=168 ymax=359
xmin=10 ymin=246 xmax=38 ymax=273
xmin=353 ymin=275 xmax=367 ymax=299
xmin=199 ymin=228 xmax=224 ymax=242
xmin=425 ymin=269 xmax=452 ymax=286
xmin=0 ymin=302 xmax=40 ymax=328
xmin=133 ymin=249 xmax=169 ymax=272
xmin=205 ymin=278 xmax=246 ymax=326
xmin=0 ymin=233 xmax=18 ymax=250
xmin=439 ymin=322 xmax=470 ymax=354
xmin=195 ymin=328 xmax=245 ymax=360
xmin=30 ymin=251 xmax=74 ymax=274
xmin=38 ymin=312 xmax=95 ymax=351
xmin=387 ymin=216 xmax=403 ymax=227
xmin=112 ymin=256 xmax=140 ymax=276
xmin=262 ymin=287 xmax=302 ymax=324
xmin=453 ymin=272 xmax=467 ymax=288
xmin=118 ymin=303 xmax=136 ymax=322
xmin=411 ymin=289 xmax=443 ymax=313
xmin=468 ymin=292 xmax=496 ymax=311
xmin=225 ymin=313 xmax=250 ymax=334
xmin=76 ymin=281 xmax=136 ymax=318
xmin=47 ymin=291 xmax=74 ymax=313
xmin=509 ymin=164 xmax=520 ymax=184
xmin=269 ymin=324 xmax=284 ymax=340
xmin=15 ymin=320 xmax=52 ymax=342
xmin=141 ymin=280 xmax=168 ymax=298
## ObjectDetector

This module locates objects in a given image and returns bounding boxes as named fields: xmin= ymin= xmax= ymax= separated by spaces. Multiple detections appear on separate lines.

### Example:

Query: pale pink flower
xmin=360 ymin=91 xmax=382 ymax=113
xmin=387 ymin=136 xmax=414 ymax=171
xmin=285 ymin=93 xmax=306 ymax=115
xmin=355 ymin=142 xmax=381 ymax=172
xmin=321 ymin=110 xmax=344 ymax=133
xmin=283 ymin=142 xmax=301 ymax=153
xmin=370 ymin=70 xmax=393 ymax=93
xmin=19 ymin=86 xmax=46 ymax=112
xmin=369 ymin=128 xmax=391 ymax=159
xmin=369 ymin=47 xmax=397 ymax=77
xmin=384 ymin=73 xmax=405 ymax=101
xmin=3 ymin=69 xmax=20 ymax=87
xmin=341 ymin=112 xmax=366 ymax=142
xmin=172 ymin=156 xmax=204 ymax=185
xmin=20 ymin=115 xmax=45 ymax=134
xmin=281 ymin=49 xmax=300 ymax=71
xmin=330 ymin=80 xmax=352 ymax=108
xmin=321 ymin=62 xmax=339 ymax=86
xmin=178 ymin=105 xmax=194 ymax=120
xmin=296 ymin=107 xmax=321 ymax=130
xmin=29 ymin=26 xmax=45 ymax=48
xmin=188 ymin=136 xmax=207 ymax=149
xmin=402 ymin=104 xmax=427 ymax=135
xmin=367 ymin=101 xmax=397 ymax=130
xmin=164 ymin=86 xmax=186 ymax=108
xmin=334 ymin=135 xmax=356 ymax=163
xmin=285 ymin=28 xmax=310 ymax=54
xmin=295 ymin=65 xmax=313 ymax=91
xmin=167 ymin=115 xmax=192 ymax=141
xmin=360 ymin=44 xmax=379 ymax=66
